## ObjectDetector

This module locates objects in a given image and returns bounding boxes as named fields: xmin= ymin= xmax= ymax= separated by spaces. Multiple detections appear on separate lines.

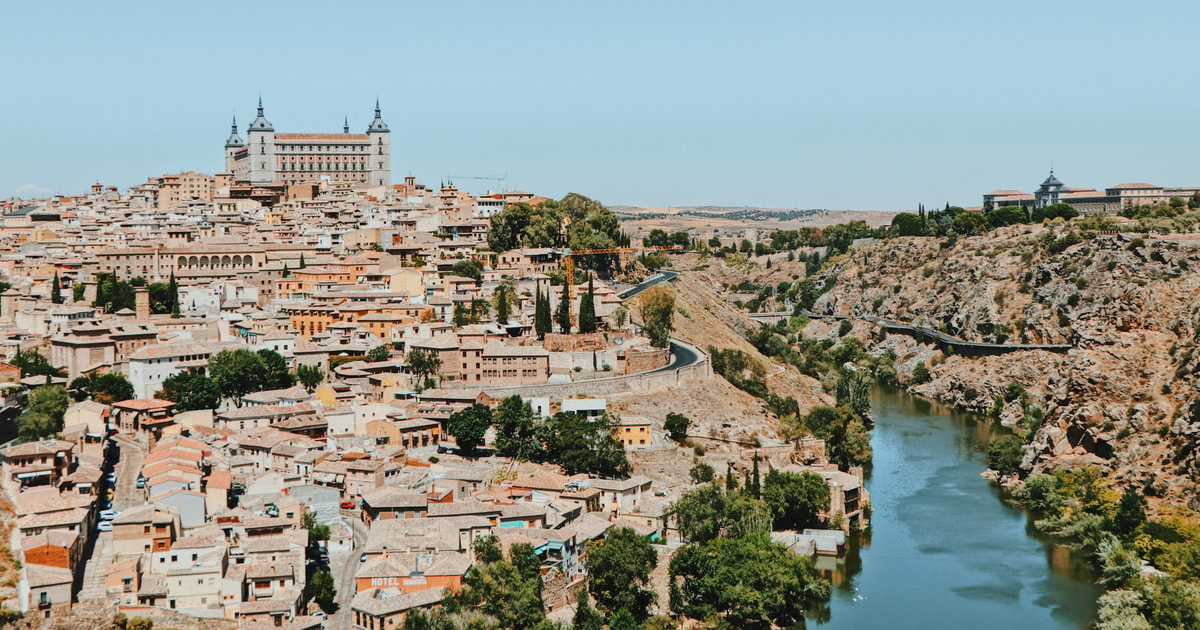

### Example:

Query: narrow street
xmin=326 ymin=516 xmax=366 ymax=630
xmin=77 ymin=435 xmax=145 ymax=602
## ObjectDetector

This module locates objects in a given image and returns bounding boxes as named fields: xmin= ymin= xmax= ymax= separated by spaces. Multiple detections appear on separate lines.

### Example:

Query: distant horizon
xmin=4 ymin=1 xmax=1198 ymax=211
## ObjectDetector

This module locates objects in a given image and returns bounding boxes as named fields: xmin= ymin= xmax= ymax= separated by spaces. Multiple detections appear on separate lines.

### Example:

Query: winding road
xmin=617 ymin=270 xmax=679 ymax=300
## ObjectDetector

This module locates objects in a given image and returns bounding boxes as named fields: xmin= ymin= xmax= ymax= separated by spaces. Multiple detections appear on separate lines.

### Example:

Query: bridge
xmin=749 ymin=311 xmax=1073 ymax=357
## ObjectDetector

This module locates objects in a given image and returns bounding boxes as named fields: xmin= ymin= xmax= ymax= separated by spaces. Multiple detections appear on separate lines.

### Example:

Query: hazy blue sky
xmin=2 ymin=1 xmax=1197 ymax=210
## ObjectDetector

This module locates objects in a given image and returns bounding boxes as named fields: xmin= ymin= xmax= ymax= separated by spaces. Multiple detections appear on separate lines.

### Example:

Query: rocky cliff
xmin=803 ymin=223 xmax=1200 ymax=508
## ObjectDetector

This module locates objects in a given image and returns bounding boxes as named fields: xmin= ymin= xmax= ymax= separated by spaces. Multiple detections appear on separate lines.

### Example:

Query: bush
xmin=838 ymin=320 xmax=853 ymax=337
xmin=987 ymin=435 xmax=1024 ymax=476
xmin=911 ymin=363 xmax=931 ymax=384
xmin=127 ymin=618 xmax=153 ymax=630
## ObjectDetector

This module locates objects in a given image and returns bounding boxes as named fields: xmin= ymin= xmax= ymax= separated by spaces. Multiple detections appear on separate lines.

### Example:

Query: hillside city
xmin=0 ymin=105 xmax=874 ymax=630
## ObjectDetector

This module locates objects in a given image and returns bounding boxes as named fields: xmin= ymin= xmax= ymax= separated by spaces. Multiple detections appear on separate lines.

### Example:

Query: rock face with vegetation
xmin=794 ymin=222 xmax=1200 ymax=507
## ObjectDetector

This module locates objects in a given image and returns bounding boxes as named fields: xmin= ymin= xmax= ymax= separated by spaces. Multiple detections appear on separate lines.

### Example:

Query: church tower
xmin=366 ymin=100 xmax=391 ymax=188
xmin=245 ymin=98 xmax=277 ymax=184
xmin=224 ymin=115 xmax=244 ymax=173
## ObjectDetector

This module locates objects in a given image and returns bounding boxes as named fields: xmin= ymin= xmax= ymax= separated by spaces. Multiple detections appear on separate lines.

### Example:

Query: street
xmin=325 ymin=514 xmax=366 ymax=630
xmin=77 ymin=435 xmax=144 ymax=602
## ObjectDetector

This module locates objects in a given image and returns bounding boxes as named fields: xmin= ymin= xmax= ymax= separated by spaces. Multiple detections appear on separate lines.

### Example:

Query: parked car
xmin=340 ymin=500 xmax=356 ymax=509
xmin=104 ymin=473 xmax=117 ymax=484
xmin=97 ymin=521 xmax=112 ymax=532
xmin=99 ymin=509 xmax=119 ymax=521
xmin=360 ymin=553 xmax=367 ymax=563
xmin=135 ymin=477 xmax=145 ymax=488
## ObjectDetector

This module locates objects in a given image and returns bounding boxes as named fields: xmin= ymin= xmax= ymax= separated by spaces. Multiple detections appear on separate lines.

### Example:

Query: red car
xmin=340 ymin=501 xmax=356 ymax=509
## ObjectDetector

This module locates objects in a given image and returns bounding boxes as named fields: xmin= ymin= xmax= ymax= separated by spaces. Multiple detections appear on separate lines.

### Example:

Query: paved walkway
xmin=78 ymin=436 xmax=145 ymax=602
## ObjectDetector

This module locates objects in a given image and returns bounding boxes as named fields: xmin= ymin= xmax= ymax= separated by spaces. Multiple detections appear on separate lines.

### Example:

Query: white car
xmin=97 ymin=521 xmax=113 ymax=532
xmin=99 ymin=509 xmax=119 ymax=521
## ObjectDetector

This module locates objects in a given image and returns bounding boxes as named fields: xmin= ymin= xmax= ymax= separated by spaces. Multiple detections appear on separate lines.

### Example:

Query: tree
xmin=534 ymin=287 xmax=551 ymax=339
xmin=159 ymin=372 xmax=222 ymax=412
xmin=207 ymin=349 xmax=270 ymax=402
xmin=608 ymin=609 xmax=639 ymax=630
xmin=835 ymin=371 xmax=871 ymax=421
xmin=450 ymin=536 xmax=547 ymax=629
xmin=406 ymin=348 xmax=442 ymax=389
xmin=450 ymin=259 xmax=483 ymax=281
xmin=555 ymin=285 xmax=571 ymax=334
xmin=762 ymin=470 xmax=830 ymax=531
xmin=168 ymin=271 xmax=179 ymax=316
xmin=638 ymin=286 xmax=675 ymax=348
xmin=301 ymin=511 xmax=331 ymax=541
xmin=587 ymin=527 xmax=658 ymax=620
xmin=447 ymin=403 xmax=492 ymax=455
xmin=10 ymin=349 xmax=62 ymax=378
xmin=669 ymin=533 xmax=831 ymax=628
xmin=93 ymin=272 xmax=136 ymax=314
xmin=72 ymin=283 xmax=85 ymax=302
xmin=309 ymin=568 xmax=336 ymax=611
xmin=51 ymin=272 xmax=63 ymax=304
xmin=257 ymin=349 xmax=295 ymax=390
xmin=494 ymin=395 xmax=538 ymax=461
xmin=690 ymin=462 xmax=715 ymax=484
xmin=298 ymin=253 xmax=306 ymax=269
xmin=88 ymin=372 xmax=134 ymax=404
xmin=572 ymin=587 xmax=604 ymax=630
xmin=952 ymin=211 xmax=989 ymax=236
xmin=295 ymin=364 xmax=324 ymax=393
xmin=365 ymin=345 xmax=391 ymax=362
xmin=988 ymin=205 xmax=1028 ymax=228
xmin=18 ymin=385 xmax=70 ymax=441
xmin=1111 ymin=487 xmax=1147 ymax=539
xmin=746 ymin=454 xmax=761 ymax=499
xmin=613 ymin=306 xmax=628 ymax=329
xmin=578 ymin=276 xmax=596 ymax=334
xmin=670 ymin=484 xmax=770 ymax=545
xmin=147 ymin=282 xmax=172 ymax=315
xmin=987 ymin=435 xmax=1024 ymax=476
xmin=664 ymin=412 xmax=690 ymax=442
xmin=494 ymin=281 xmax=514 ymax=325
xmin=538 ymin=412 xmax=630 ymax=477
xmin=891 ymin=212 xmax=925 ymax=237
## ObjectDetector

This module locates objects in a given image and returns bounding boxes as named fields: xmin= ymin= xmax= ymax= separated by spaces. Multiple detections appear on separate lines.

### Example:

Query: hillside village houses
xmin=0 ymin=151 xmax=862 ymax=625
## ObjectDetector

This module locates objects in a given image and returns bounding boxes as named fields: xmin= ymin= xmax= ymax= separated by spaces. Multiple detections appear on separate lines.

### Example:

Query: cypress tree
xmin=51 ymin=272 xmax=63 ymax=304
xmin=168 ymin=271 xmax=179 ymax=317
xmin=725 ymin=465 xmax=738 ymax=492
xmin=282 ymin=263 xmax=291 ymax=278
xmin=749 ymin=454 xmax=761 ymax=498
xmin=578 ymin=276 xmax=596 ymax=334
xmin=495 ymin=285 xmax=510 ymax=325
xmin=555 ymin=283 xmax=571 ymax=334
xmin=534 ymin=286 xmax=551 ymax=339
xmin=299 ymin=253 xmax=306 ymax=269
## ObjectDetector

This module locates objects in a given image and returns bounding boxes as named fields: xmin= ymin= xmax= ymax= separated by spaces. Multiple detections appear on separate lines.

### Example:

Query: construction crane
xmin=445 ymin=175 xmax=508 ymax=192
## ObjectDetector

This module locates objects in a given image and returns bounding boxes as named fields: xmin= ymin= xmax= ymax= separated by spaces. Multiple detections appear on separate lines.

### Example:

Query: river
xmin=814 ymin=386 xmax=1103 ymax=629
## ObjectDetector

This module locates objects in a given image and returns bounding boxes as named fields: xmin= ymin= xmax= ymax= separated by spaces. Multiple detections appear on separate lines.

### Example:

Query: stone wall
xmin=474 ymin=341 xmax=711 ymax=399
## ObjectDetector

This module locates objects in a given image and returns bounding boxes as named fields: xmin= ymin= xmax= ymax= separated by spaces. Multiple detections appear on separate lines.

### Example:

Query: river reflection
xmin=808 ymin=386 xmax=1102 ymax=630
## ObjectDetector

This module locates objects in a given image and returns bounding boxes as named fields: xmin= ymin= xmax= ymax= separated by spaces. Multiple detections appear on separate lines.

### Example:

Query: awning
xmin=17 ymin=471 xmax=52 ymax=479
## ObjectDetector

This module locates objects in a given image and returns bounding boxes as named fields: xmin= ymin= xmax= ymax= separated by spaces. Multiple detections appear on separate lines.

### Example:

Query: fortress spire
xmin=225 ymin=115 xmax=244 ymax=148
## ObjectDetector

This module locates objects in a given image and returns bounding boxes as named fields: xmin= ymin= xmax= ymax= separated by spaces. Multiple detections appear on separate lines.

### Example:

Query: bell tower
xmin=366 ymin=100 xmax=391 ymax=188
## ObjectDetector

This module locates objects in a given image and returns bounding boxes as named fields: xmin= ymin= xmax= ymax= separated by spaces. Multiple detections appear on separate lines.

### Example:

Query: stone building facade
xmin=226 ymin=99 xmax=391 ymax=187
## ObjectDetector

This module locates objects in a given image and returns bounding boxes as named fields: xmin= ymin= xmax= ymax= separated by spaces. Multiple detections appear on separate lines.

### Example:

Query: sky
xmin=2 ymin=0 xmax=1198 ymax=210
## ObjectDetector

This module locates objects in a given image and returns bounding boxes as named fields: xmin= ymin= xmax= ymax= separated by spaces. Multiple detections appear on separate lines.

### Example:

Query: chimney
xmin=135 ymin=288 xmax=150 ymax=320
